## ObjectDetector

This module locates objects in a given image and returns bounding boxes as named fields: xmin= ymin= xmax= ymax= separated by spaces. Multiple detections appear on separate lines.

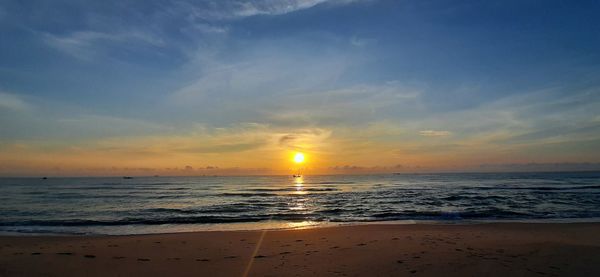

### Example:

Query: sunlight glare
xmin=293 ymin=152 xmax=305 ymax=163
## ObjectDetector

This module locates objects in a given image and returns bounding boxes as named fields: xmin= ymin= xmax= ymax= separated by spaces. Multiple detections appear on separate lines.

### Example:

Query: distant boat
xmin=41 ymin=177 xmax=48 ymax=180
xmin=293 ymin=174 xmax=302 ymax=178
xmin=123 ymin=176 xmax=133 ymax=179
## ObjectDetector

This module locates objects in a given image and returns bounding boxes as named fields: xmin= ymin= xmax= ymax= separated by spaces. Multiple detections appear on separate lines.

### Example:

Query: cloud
xmin=419 ymin=130 xmax=451 ymax=137
xmin=42 ymin=30 xmax=165 ymax=60
xmin=262 ymin=82 xmax=421 ymax=127
xmin=55 ymin=115 xmax=170 ymax=138
xmin=177 ymin=0 xmax=359 ymax=20
xmin=328 ymin=164 xmax=412 ymax=173
xmin=170 ymin=36 xmax=421 ymax=127
xmin=400 ymin=143 xmax=464 ymax=155
xmin=277 ymin=129 xmax=332 ymax=150
xmin=477 ymin=162 xmax=600 ymax=172
xmin=187 ymin=23 xmax=229 ymax=34
xmin=177 ymin=141 xmax=267 ymax=153
xmin=234 ymin=0 xmax=330 ymax=17
xmin=0 ymin=92 xmax=31 ymax=111
xmin=0 ymin=97 xmax=173 ymax=141
xmin=169 ymin=40 xmax=356 ymax=126
xmin=350 ymin=36 xmax=376 ymax=47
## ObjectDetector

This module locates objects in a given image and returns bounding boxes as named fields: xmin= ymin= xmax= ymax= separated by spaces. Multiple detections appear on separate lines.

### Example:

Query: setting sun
xmin=293 ymin=152 xmax=305 ymax=164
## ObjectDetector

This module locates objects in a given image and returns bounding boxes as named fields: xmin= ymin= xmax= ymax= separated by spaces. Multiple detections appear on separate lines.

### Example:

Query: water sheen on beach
xmin=1 ymin=172 xmax=599 ymax=235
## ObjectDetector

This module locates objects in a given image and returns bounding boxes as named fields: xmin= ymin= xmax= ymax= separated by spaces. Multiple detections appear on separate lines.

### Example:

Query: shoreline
xmin=3 ymin=218 xmax=600 ymax=237
xmin=2 ymin=222 xmax=599 ymax=276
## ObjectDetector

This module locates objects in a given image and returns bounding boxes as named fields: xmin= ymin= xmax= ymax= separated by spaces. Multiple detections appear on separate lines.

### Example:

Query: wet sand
xmin=1 ymin=223 xmax=599 ymax=276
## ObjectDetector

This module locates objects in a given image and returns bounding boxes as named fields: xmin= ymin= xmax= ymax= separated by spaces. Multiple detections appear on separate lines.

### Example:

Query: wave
xmin=220 ymin=192 xmax=278 ymax=197
xmin=0 ymin=213 xmax=322 ymax=226
xmin=142 ymin=203 xmax=276 ymax=214
xmin=303 ymin=181 xmax=355 ymax=185
xmin=245 ymin=188 xmax=339 ymax=192
xmin=476 ymin=185 xmax=600 ymax=191
xmin=0 ymin=216 xmax=269 ymax=226
xmin=3 ymin=173 xmax=600 ymax=235
xmin=370 ymin=209 xmax=530 ymax=220
xmin=440 ymin=195 xmax=504 ymax=201
xmin=3 ymin=209 xmax=600 ymax=228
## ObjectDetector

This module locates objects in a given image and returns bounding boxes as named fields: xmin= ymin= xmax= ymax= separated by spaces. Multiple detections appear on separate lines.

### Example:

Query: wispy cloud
xmin=187 ymin=23 xmax=229 ymax=34
xmin=176 ymin=0 xmax=359 ymax=20
xmin=277 ymin=129 xmax=332 ymax=151
xmin=350 ymin=36 xmax=376 ymax=47
xmin=419 ymin=130 xmax=451 ymax=137
xmin=234 ymin=0 xmax=330 ymax=17
xmin=0 ymin=92 xmax=31 ymax=111
xmin=42 ymin=30 xmax=165 ymax=60
xmin=171 ymin=37 xmax=420 ymax=128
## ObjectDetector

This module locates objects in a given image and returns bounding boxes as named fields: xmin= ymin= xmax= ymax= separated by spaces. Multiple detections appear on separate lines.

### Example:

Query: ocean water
xmin=1 ymin=172 xmax=600 ymax=235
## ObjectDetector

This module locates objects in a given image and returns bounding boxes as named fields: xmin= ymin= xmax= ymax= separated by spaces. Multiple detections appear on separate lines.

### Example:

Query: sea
xmin=1 ymin=171 xmax=599 ymax=235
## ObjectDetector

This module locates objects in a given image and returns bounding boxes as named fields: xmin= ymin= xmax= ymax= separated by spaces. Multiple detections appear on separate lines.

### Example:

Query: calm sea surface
xmin=1 ymin=172 xmax=600 ymax=235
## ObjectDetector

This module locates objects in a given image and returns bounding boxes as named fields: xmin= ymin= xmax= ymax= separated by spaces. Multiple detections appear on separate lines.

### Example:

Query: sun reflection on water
xmin=294 ymin=175 xmax=304 ymax=186
xmin=293 ymin=175 xmax=306 ymax=194
xmin=291 ymin=176 xmax=308 ymax=211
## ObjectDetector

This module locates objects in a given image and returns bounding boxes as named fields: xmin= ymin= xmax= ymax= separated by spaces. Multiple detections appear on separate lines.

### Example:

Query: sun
xmin=293 ymin=152 xmax=305 ymax=164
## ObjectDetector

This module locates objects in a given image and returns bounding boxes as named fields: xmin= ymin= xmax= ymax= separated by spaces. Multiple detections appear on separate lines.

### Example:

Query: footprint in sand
xmin=254 ymin=255 xmax=267 ymax=258
xmin=280 ymin=251 xmax=292 ymax=255
xmin=196 ymin=258 xmax=210 ymax=262
xmin=84 ymin=255 xmax=96 ymax=258
xmin=31 ymin=252 xmax=41 ymax=255
xmin=224 ymin=255 xmax=237 ymax=259
xmin=112 ymin=256 xmax=126 ymax=259
xmin=137 ymin=258 xmax=151 ymax=261
xmin=56 ymin=252 xmax=73 ymax=255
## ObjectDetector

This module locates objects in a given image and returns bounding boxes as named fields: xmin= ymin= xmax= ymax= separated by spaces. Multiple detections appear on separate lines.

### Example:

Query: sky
xmin=1 ymin=0 xmax=599 ymax=176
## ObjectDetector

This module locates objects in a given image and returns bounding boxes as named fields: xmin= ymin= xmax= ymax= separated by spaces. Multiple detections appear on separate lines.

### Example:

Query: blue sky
xmin=1 ymin=0 xmax=599 ymax=175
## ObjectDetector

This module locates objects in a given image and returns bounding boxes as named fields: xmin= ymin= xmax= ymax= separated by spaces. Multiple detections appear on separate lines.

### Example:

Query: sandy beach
xmin=1 ymin=223 xmax=599 ymax=276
